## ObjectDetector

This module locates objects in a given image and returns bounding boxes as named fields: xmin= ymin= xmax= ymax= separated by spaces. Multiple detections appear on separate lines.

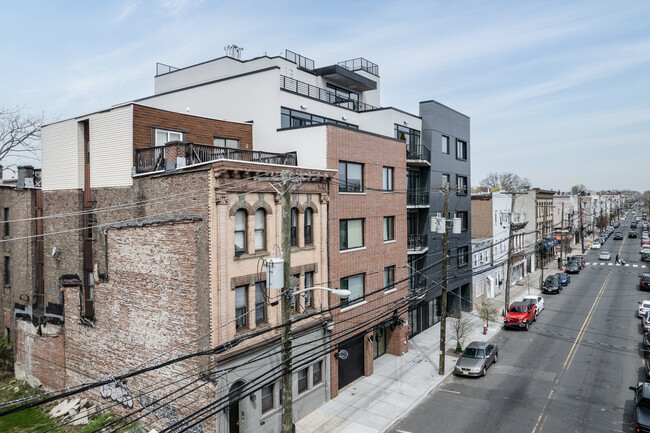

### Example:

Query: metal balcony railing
xmin=407 ymin=233 xmax=428 ymax=252
xmin=337 ymin=58 xmax=379 ymax=76
xmin=407 ymin=190 xmax=429 ymax=206
xmin=280 ymin=76 xmax=378 ymax=112
xmin=135 ymin=143 xmax=298 ymax=175
xmin=406 ymin=144 xmax=430 ymax=162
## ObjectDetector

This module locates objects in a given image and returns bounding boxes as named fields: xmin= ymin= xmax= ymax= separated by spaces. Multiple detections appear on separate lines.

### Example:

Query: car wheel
xmin=482 ymin=367 xmax=486 ymax=377
xmin=525 ymin=322 xmax=529 ymax=331
xmin=494 ymin=353 xmax=498 ymax=363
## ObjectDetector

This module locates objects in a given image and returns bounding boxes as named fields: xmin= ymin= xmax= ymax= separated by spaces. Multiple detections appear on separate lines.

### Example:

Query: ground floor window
xmin=373 ymin=326 xmax=387 ymax=359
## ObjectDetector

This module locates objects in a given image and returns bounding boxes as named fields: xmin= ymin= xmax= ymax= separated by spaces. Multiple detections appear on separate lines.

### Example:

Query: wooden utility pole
xmin=280 ymin=170 xmax=293 ymax=433
xmin=438 ymin=182 xmax=449 ymax=376
xmin=504 ymin=193 xmax=516 ymax=318
xmin=540 ymin=202 xmax=547 ymax=283
xmin=580 ymin=198 xmax=585 ymax=253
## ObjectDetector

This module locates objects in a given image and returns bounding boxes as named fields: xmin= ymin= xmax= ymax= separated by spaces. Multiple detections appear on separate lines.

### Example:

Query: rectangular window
xmin=340 ymin=273 xmax=364 ymax=307
xmin=340 ymin=219 xmax=364 ymax=250
xmin=290 ymin=274 xmax=299 ymax=312
xmin=456 ymin=176 xmax=468 ymax=195
xmin=394 ymin=124 xmax=421 ymax=147
xmin=384 ymin=265 xmax=395 ymax=291
xmin=155 ymin=129 xmax=183 ymax=146
xmin=291 ymin=208 xmax=298 ymax=247
xmin=281 ymin=107 xmax=358 ymax=129
xmin=3 ymin=256 xmax=9 ymax=286
xmin=297 ymin=368 xmax=308 ymax=393
xmin=458 ymin=246 xmax=469 ymax=267
xmin=261 ymin=383 xmax=274 ymax=413
xmin=442 ymin=135 xmax=450 ymax=154
xmin=383 ymin=216 xmax=395 ymax=242
xmin=456 ymin=139 xmax=468 ymax=160
xmin=234 ymin=210 xmax=247 ymax=256
xmin=382 ymin=167 xmax=394 ymax=191
xmin=3 ymin=208 xmax=8 ymax=237
xmin=213 ymin=137 xmax=239 ymax=149
xmin=339 ymin=161 xmax=364 ymax=192
xmin=458 ymin=211 xmax=468 ymax=231
xmin=304 ymin=271 xmax=313 ymax=308
xmin=235 ymin=285 xmax=247 ymax=330
xmin=255 ymin=282 xmax=266 ymax=324
xmin=442 ymin=174 xmax=450 ymax=187
xmin=313 ymin=361 xmax=322 ymax=385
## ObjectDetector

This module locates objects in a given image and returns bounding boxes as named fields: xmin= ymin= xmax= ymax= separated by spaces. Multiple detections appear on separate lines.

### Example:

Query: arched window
xmin=291 ymin=208 xmax=298 ymax=247
xmin=234 ymin=209 xmax=247 ymax=256
xmin=304 ymin=208 xmax=313 ymax=245
xmin=255 ymin=208 xmax=266 ymax=251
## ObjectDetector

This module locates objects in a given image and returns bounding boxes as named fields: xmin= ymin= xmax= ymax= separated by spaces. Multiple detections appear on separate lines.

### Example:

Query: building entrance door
xmin=338 ymin=335 xmax=364 ymax=390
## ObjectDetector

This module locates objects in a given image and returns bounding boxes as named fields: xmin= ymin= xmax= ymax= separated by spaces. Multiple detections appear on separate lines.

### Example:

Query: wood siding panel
xmin=89 ymin=106 xmax=134 ymax=188
xmin=41 ymin=119 xmax=82 ymax=191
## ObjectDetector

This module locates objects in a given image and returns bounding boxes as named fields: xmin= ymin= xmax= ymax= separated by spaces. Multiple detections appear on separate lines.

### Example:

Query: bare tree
xmin=0 ymin=106 xmax=45 ymax=173
xmin=476 ymin=299 xmax=499 ymax=329
xmin=479 ymin=172 xmax=531 ymax=192
xmin=571 ymin=184 xmax=588 ymax=194
xmin=450 ymin=309 xmax=473 ymax=353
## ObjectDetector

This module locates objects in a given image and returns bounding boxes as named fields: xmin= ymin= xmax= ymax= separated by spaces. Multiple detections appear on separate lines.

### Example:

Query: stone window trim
xmin=229 ymin=201 xmax=273 ymax=217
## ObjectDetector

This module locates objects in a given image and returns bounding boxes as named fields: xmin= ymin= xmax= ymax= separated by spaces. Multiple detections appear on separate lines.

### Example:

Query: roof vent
xmin=225 ymin=44 xmax=243 ymax=60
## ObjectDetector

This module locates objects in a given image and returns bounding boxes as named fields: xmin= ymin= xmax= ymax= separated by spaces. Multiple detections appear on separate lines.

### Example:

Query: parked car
xmin=642 ymin=274 xmax=650 ymax=291
xmin=644 ymin=333 xmax=650 ymax=358
xmin=643 ymin=311 xmax=650 ymax=332
xmin=453 ymin=341 xmax=498 ymax=377
xmin=570 ymin=255 xmax=585 ymax=269
xmin=630 ymin=382 xmax=650 ymax=432
xmin=614 ymin=231 xmax=623 ymax=240
xmin=639 ymin=300 xmax=650 ymax=318
xmin=613 ymin=221 xmax=620 ymax=228
xmin=556 ymin=272 xmax=570 ymax=286
xmin=542 ymin=275 xmax=561 ymax=294
xmin=591 ymin=241 xmax=602 ymax=249
xmin=631 ymin=231 xmax=639 ymax=238
xmin=599 ymin=251 xmax=611 ymax=261
xmin=504 ymin=301 xmax=536 ymax=330
xmin=522 ymin=295 xmax=544 ymax=316
xmin=644 ymin=358 xmax=650 ymax=382
xmin=643 ymin=251 xmax=650 ymax=262
xmin=565 ymin=261 xmax=580 ymax=274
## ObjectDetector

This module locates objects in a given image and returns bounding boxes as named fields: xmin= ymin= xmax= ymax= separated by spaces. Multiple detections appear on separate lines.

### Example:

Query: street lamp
xmin=291 ymin=287 xmax=351 ymax=299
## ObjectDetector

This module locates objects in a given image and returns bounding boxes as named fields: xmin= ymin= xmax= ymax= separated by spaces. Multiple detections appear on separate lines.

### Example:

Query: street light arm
xmin=292 ymin=286 xmax=351 ymax=299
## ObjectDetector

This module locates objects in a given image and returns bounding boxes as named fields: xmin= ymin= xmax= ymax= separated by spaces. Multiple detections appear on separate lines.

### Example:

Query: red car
xmin=503 ymin=301 xmax=536 ymax=330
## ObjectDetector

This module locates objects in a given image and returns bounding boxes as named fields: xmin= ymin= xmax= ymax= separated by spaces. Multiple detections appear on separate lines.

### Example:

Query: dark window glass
xmin=261 ymin=384 xmax=274 ymax=413
xmin=458 ymin=211 xmax=468 ymax=231
xmin=339 ymin=161 xmax=364 ymax=192
xmin=340 ymin=219 xmax=364 ymax=250
xmin=458 ymin=246 xmax=469 ymax=267
xmin=304 ymin=208 xmax=313 ymax=245
xmin=304 ymin=271 xmax=313 ymax=308
xmin=280 ymin=107 xmax=358 ymax=129
xmin=383 ymin=216 xmax=395 ymax=241
xmin=456 ymin=139 xmax=468 ymax=160
xmin=291 ymin=208 xmax=298 ymax=247
xmin=442 ymin=135 xmax=450 ymax=154
xmin=3 ymin=256 xmax=9 ymax=286
xmin=235 ymin=285 xmax=247 ymax=329
xmin=340 ymin=273 xmax=364 ymax=308
xmin=384 ymin=265 xmax=395 ymax=291
xmin=255 ymin=281 xmax=266 ymax=324
xmin=383 ymin=167 xmax=394 ymax=191
xmin=313 ymin=361 xmax=322 ymax=385
xmin=234 ymin=209 xmax=247 ymax=256
xmin=3 ymin=208 xmax=8 ymax=237
xmin=456 ymin=176 xmax=468 ymax=195
xmin=298 ymin=368 xmax=308 ymax=393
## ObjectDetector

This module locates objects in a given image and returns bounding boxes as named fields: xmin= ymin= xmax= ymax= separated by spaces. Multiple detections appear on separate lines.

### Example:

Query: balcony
xmin=406 ymin=144 xmax=431 ymax=166
xmin=280 ymin=76 xmax=378 ymax=112
xmin=338 ymin=58 xmax=379 ymax=76
xmin=408 ymin=233 xmax=428 ymax=254
xmin=407 ymin=190 xmax=429 ymax=208
xmin=135 ymin=142 xmax=298 ymax=175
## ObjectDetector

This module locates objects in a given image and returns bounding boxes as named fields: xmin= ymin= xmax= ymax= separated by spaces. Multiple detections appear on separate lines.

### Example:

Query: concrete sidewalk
xmin=296 ymin=265 xmax=551 ymax=433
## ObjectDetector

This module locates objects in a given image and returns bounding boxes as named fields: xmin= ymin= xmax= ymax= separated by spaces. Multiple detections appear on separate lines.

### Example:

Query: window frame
xmin=3 ymin=256 xmax=9 ymax=287
xmin=235 ymin=285 xmax=248 ymax=330
xmin=458 ymin=246 xmax=469 ymax=267
xmin=383 ymin=216 xmax=395 ymax=242
xmin=442 ymin=135 xmax=450 ymax=154
xmin=291 ymin=208 xmax=299 ymax=247
xmin=254 ymin=208 xmax=266 ymax=251
xmin=312 ymin=361 xmax=323 ymax=385
xmin=154 ymin=128 xmax=183 ymax=146
xmin=456 ymin=139 xmax=468 ymax=160
xmin=339 ymin=161 xmax=364 ymax=193
xmin=458 ymin=211 xmax=468 ymax=231
xmin=255 ymin=281 xmax=267 ymax=324
xmin=382 ymin=167 xmax=394 ymax=192
xmin=213 ymin=137 xmax=239 ymax=149
xmin=340 ymin=273 xmax=365 ymax=308
xmin=304 ymin=208 xmax=313 ymax=245
xmin=3 ymin=208 xmax=8 ymax=238
xmin=261 ymin=383 xmax=274 ymax=413
xmin=384 ymin=265 xmax=395 ymax=291
xmin=442 ymin=174 xmax=450 ymax=187
xmin=304 ymin=271 xmax=314 ymax=309
xmin=234 ymin=209 xmax=247 ymax=256
xmin=339 ymin=218 xmax=364 ymax=250
xmin=297 ymin=367 xmax=309 ymax=394
xmin=456 ymin=175 xmax=468 ymax=195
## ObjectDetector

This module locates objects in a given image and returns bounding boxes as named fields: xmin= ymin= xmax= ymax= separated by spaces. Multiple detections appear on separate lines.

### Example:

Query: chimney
xmin=17 ymin=165 xmax=34 ymax=189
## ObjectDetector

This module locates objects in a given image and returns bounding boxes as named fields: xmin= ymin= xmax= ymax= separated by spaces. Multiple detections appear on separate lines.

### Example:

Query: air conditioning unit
xmin=266 ymin=257 xmax=285 ymax=289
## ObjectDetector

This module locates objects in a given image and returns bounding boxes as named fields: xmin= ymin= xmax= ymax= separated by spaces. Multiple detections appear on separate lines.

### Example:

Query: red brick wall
xmin=14 ymin=320 xmax=66 ymax=390
xmin=325 ymin=125 xmax=409 ymax=398
xmin=133 ymin=105 xmax=253 ymax=150
xmin=63 ymin=219 xmax=216 ymax=432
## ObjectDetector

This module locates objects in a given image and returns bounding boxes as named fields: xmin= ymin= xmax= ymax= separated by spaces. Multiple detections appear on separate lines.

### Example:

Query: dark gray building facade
xmin=408 ymin=100 xmax=471 ymax=336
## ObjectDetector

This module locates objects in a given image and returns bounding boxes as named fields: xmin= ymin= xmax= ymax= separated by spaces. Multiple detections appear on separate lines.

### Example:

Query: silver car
xmin=454 ymin=341 xmax=498 ymax=377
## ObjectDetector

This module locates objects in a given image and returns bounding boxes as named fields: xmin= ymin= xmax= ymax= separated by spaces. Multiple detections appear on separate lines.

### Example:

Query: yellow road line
xmin=531 ymin=270 xmax=612 ymax=433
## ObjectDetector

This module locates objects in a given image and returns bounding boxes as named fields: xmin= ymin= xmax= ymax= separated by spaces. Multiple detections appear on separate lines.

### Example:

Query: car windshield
xmin=510 ymin=306 xmax=526 ymax=313
xmin=462 ymin=348 xmax=485 ymax=359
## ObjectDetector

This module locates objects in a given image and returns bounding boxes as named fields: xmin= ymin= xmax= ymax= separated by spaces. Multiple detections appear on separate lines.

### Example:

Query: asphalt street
xmin=389 ymin=221 xmax=648 ymax=433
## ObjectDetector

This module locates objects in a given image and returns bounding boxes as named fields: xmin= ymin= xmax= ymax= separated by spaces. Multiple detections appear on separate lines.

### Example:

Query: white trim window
xmin=155 ymin=129 xmax=183 ymax=146
xmin=214 ymin=137 xmax=239 ymax=149
xmin=340 ymin=219 xmax=364 ymax=250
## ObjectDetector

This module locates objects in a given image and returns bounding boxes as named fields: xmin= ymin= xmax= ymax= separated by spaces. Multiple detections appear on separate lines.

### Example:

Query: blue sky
xmin=2 ymin=0 xmax=649 ymax=191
